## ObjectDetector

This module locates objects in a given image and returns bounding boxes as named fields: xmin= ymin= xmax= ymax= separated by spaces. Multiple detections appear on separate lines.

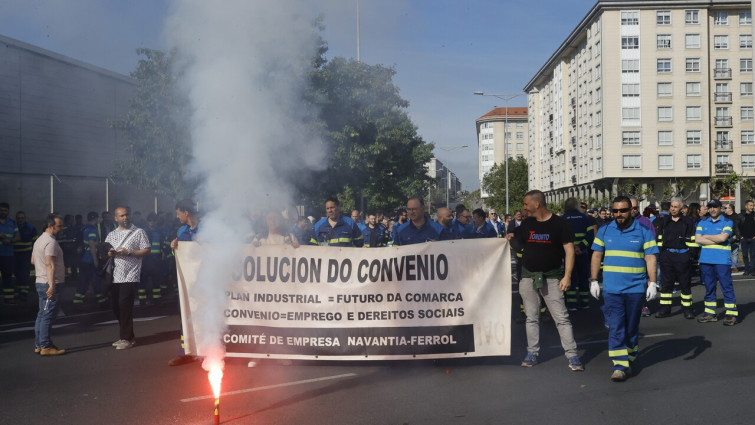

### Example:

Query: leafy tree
xmin=110 ymin=48 xmax=195 ymax=200
xmin=302 ymin=57 xmax=435 ymax=213
xmin=481 ymin=158 xmax=528 ymax=214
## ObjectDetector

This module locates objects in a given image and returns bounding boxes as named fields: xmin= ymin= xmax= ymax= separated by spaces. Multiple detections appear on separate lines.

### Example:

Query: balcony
xmin=570 ymin=117 xmax=576 ymax=126
xmin=714 ymin=92 xmax=732 ymax=103
xmin=715 ymin=140 xmax=733 ymax=151
xmin=714 ymin=68 xmax=732 ymax=79
xmin=571 ymin=175 xmax=577 ymax=184
xmin=715 ymin=163 xmax=733 ymax=174
xmin=571 ymin=136 xmax=577 ymax=146
xmin=715 ymin=116 xmax=733 ymax=127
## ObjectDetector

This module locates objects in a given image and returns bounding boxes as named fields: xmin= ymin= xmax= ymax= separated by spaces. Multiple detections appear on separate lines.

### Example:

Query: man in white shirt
xmin=32 ymin=214 xmax=66 ymax=356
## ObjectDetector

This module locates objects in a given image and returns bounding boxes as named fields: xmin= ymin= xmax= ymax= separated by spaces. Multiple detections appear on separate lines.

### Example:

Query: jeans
xmin=741 ymin=238 xmax=755 ymax=274
xmin=519 ymin=276 xmax=578 ymax=357
xmin=35 ymin=282 xmax=61 ymax=348
xmin=730 ymin=243 xmax=740 ymax=268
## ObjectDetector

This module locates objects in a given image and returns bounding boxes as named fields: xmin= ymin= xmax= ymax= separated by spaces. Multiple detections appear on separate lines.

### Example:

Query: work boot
xmin=40 ymin=347 xmax=66 ymax=356
xmin=683 ymin=309 xmax=696 ymax=320
xmin=655 ymin=308 xmax=671 ymax=318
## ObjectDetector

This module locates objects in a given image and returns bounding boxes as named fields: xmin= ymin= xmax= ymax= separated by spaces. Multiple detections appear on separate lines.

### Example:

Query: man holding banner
xmin=507 ymin=190 xmax=583 ymax=371
xmin=393 ymin=198 xmax=442 ymax=245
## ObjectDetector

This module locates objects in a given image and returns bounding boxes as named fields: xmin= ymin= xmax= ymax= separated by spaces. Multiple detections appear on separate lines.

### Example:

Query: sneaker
xmin=683 ymin=309 xmax=696 ymax=320
xmin=112 ymin=340 xmax=124 ymax=347
xmin=723 ymin=315 xmax=737 ymax=326
xmin=641 ymin=307 xmax=651 ymax=317
xmin=568 ymin=356 xmax=584 ymax=371
xmin=697 ymin=314 xmax=718 ymax=323
xmin=168 ymin=355 xmax=197 ymax=366
xmin=40 ymin=347 xmax=66 ymax=356
xmin=115 ymin=339 xmax=135 ymax=350
xmin=732 ymin=267 xmax=740 ymax=273
xmin=655 ymin=309 xmax=671 ymax=318
xmin=610 ymin=370 xmax=627 ymax=382
xmin=521 ymin=352 xmax=538 ymax=367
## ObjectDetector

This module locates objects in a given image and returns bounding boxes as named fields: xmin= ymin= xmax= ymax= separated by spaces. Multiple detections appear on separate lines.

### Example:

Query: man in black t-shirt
xmin=507 ymin=190 xmax=582 ymax=371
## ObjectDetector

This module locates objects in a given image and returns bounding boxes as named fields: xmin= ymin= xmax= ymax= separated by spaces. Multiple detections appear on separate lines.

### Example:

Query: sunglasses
xmin=611 ymin=208 xmax=630 ymax=213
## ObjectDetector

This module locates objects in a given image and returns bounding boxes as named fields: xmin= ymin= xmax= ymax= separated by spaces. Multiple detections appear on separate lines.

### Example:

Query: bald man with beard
xmin=436 ymin=207 xmax=461 ymax=241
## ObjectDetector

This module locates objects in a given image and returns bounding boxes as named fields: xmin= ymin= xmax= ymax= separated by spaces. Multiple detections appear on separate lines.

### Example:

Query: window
xmin=657 ymin=10 xmax=671 ymax=25
xmin=685 ymin=34 xmax=701 ymax=48
xmin=622 ymin=59 xmax=640 ymax=73
xmin=716 ymin=131 xmax=730 ymax=143
xmin=596 ymin=87 xmax=602 ymax=102
xmin=686 ymin=82 xmax=701 ymax=96
xmin=622 ymin=107 xmax=641 ymax=120
xmin=687 ymin=154 xmax=702 ymax=169
xmin=595 ymin=64 xmax=601 ymax=80
xmin=597 ymin=134 xmax=602 ymax=148
xmin=743 ymin=130 xmax=755 ymax=145
xmin=659 ymin=155 xmax=674 ymax=170
xmin=658 ymin=131 xmax=674 ymax=145
xmin=687 ymin=130 xmax=702 ymax=145
xmin=716 ymin=58 xmax=730 ymax=69
xmin=516 ymin=142 xmax=524 ymax=150
xmin=622 ymin=131 xmax=641 ymax=145
xmin=623 ymin=155 xmax=642 ymax=169
xmin=714 ymin=35 xmax=729 ymax=49
xmin=741 ymin=35 xmax=753 ymax=48
xmin=741 ymin=58 xmax=752 ymax=72
xmin=716 ymin=107 xmax=731 ymax=117
xmin=621 ymin=11 xmax=639 ymax=25
xmin=622 ymin=83 xmax=640 ymax=97
xmin=687 ymin=106 xmax=702 ymax=120
xmin=685 ymin=58 xmax=701 ymax=72
xmin=743 ymin=155 xmax=755 ymax=169
xmin=740 ymin=11 xmax=752 ymax=25
xmin=595 ymin=41 xmax=601 ymax=56
xmin=596 ymin=111 xmax=602 ymax=125
xmin=685 ymin=10 xmax=699 ymax=24
xmin=622 ymin=37 xmax=639 ymax=49
xmin=516 ymin=133 xmax=524 ymax=140
xmin=657 ymin=34 xmax=672 ymax=49
xmin=597 ymin=157 xmax=602 ymax=172
xmin=657 ymin=58 xmax=672 ymax=73
xmin=717 ymin=154 xmax=730 ymax=164
xmin=658 ymin=106 xmax=673 ymax=121
xmin=714 ymin=11 xmax=729 ymax=25
xmin=516 ymin=122 xmax=524 ymax=128
xmin=742 ymin=106 xmax=754 ymax=120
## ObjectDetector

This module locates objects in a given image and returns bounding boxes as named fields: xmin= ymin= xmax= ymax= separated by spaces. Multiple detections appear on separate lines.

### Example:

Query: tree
xmin=110 ymin=48 xmax=195 ymax=200
xmin=481 ymin=158 xmax=529 ymax=214
xmin=302 ymin=57 xmax=435 ymax=213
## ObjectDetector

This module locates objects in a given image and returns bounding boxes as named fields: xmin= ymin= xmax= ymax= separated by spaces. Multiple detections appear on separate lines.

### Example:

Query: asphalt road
xmin=2 ymin=275 xmax=754 ymax=425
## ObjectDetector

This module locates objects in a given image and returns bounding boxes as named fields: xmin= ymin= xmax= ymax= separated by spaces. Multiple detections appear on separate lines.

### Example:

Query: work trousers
xmin=567 ymin=252 xmax=590 ymax=308
xmin=519 ymin=276 xmax=578 ymax=358
xmin=700 ymin=263 xmax=737 ymax=317
xmin=1 ymin=255 xmax=14 ymax=302
xmin=658 ymin=250 xmax=693 ymax=310
xmin=604 ymin=292 xmax=644 ymax=372
xmin=110 ymin=282 xmax=137 ymax=341
xmin=741 ymin=238 xmax=755 ymax=274
xmin=13 ymin=252 xmax=32 ymax=294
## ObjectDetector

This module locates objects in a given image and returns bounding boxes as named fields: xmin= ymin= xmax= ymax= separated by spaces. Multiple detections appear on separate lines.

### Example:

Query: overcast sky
xmin=0 ymin=0 xmax=597 ymax=190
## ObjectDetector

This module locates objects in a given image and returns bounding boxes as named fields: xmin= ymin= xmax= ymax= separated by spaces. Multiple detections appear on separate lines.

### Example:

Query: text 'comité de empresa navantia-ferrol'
xmin=230 ymin=254 xmax=449 ymax=284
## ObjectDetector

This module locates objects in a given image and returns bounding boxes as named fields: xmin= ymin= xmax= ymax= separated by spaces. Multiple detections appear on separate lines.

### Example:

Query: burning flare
xmin=208 ymin=361 xmax=223 ymax=399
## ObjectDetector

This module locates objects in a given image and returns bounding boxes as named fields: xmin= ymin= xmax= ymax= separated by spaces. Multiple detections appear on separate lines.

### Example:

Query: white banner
xmin=176 ymin=238 xmax=511 ymax=360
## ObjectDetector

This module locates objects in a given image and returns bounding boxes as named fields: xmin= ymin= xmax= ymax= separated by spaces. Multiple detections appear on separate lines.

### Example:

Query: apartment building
xmin=475 ymin=107 xmax=528 ymax=198
xmin=524 ymin=0 xmax=754 ymax=207
xmin=426 ymin=157 xmax=462 ymax=201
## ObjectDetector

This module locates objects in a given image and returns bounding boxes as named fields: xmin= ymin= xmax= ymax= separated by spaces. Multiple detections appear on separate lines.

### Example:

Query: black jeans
xmin=110 ymin=282 xmax=137 ymax=341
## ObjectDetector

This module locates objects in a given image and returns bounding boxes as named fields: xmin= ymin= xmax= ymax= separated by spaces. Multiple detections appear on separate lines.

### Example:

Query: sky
xmin=0 ymin=0 xmax=599 ymax=191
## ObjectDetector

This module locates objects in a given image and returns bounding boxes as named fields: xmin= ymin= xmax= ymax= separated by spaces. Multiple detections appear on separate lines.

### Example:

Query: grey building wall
xmin=0 ymin=35 xmax=174 ymax=226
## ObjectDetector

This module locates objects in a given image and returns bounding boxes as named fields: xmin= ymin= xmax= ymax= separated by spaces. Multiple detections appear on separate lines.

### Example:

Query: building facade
xmin=524 ymin=0 xmax=754 ymax=208
xmin=475 ymin=107 xmax=528 ymax=198
xmin=426 ymin=157 xmax=462 ymax=207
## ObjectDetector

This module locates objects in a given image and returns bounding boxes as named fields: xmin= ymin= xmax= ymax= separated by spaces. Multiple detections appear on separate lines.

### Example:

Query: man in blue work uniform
xmin=562 ymin=198 xmax=594 ymax=310
xmin=452 ymin=208 xmax=474 ymax=239
xmin=13 ymin=211 xmax=37 ymax=299
xmin=139 ymin=213 xmax=166 ymax=305
xmin=488 ymin=209 xmax=504 ymax=237
xmin=590 ymin=196 xmax=659 ymax=382
xmin=696 ymin=199 xmax=737 ymax=326
xmin=470 ymin=209 xmax=498 ymax=238
xmin=654 ymin=197 xmax=697 ymax=319
xmin=393 ymin=197 xmax=442 ymax=245
xmin=311 ymin=197 xmax=363 ymax=247
xmin=0 ymin=202 xmax=20 ymax=305
xmin=436 ymin=207 xmax=461 ymax=241
xmin=74 ymin=212 xmax=109 ymax=311
xmin=361 ymin=213 xmax=386 ymax=247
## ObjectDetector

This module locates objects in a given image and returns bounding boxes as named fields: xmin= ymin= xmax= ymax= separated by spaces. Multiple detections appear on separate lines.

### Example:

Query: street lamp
xmin=436 ymin=145 xmax=469 ymax=208
xmin=474 ymin=91 xmax=525 ymax=214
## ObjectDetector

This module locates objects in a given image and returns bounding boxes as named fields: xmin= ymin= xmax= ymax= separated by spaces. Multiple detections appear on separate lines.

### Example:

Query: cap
xmin=707 ymin=199 xmax=723 ymax=208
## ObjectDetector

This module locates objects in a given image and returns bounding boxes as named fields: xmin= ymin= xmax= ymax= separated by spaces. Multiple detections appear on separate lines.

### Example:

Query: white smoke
xmin=164 ymin=0 xmax=324 ymax=371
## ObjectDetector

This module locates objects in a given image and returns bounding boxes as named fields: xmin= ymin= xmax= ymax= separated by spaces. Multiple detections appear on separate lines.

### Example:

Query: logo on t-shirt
xmin=528 ymin=231 xmax=551 ymax=243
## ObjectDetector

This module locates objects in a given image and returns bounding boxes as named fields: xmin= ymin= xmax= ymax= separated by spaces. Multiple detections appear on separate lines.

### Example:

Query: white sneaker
xmin=115 ymin=339 xmax=135 ymax=350
xmin=112 ymin=340 xmax=124 ymax=347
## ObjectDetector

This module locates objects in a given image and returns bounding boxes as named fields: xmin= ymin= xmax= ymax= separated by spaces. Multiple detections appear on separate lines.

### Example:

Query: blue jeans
xmin=741 ymin=238 xmax=755 ymax=274
xmin=35 ymin=282 xmax=61 ymax=348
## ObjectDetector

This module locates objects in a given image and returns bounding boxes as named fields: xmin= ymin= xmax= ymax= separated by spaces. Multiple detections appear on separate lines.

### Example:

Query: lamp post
xmin=474 ymin=91 xmax=525 ymax=214
xmin=436 ymin=145 xmax=469 ymax=208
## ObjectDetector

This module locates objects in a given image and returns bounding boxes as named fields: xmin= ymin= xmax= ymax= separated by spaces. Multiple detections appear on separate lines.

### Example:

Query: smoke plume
xmin=164 ymin=0 xmax=324 ymax=371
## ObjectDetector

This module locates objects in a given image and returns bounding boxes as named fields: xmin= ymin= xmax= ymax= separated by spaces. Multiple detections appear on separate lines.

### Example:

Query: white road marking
xmin=550 ymin=332 xmax=674 ymax=348
xmin=180 ymin=373 xmax=358 ymax=403
xmin=95 ymin=316 xmax=167 ymax=325
xmin=0 ymin=323 xmax=74 ymax=333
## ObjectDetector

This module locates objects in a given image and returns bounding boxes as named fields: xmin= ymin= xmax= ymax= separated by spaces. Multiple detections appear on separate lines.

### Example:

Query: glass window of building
xmin=714 ymin=11 xmax=729 ymax=25
xmin=687 ymin=154 xmax=702 ymax=169
xmin=687 ymin=130 xmax=702 ymax=145
xmin=740 ymin=58 xmax=753 ymax=72
xmin=742 ymin=106 xmax=754 ymax=120
xmin=743 ymin=155 xmax=755 ymax=169
xmin=714 ymin=35 xmax=729 ymax=49
xmin=658 ymin=106 xmax=673 ymax=121
xmin=622 ymin=83 xmax=640 ymax=97
xmin=740 ymin=11 xmax=752 ymax=25
xmin=740 ymin=34 xmax=752 ymax=48
xmin=658 ymin=155 xmax=674 ymax=170
xmin=685 ymin=10 xmax=700 ymax=24
xmin=658 ymin=131 xmax=674 ymax=145
xmin=657 ymin=82 xmax=672 ymax=97
xmin=622 ymin=107 xmax=641 ymax=120
xmin=685 ymin=58 xmax=701 ymax=72
xmin=657 ymin=10 xmax=671 ymax=25
xmin=622 ymin=131 xmax=641 ymax=145
xmin=657 ymin=58 xmax=672 ymax=73
xmin=742 ymin=130 xmax=755 ymax=145
xmin=686 ymin=106 xmax=702 ymax=120
xmin=686 ymin=82 xmax=701 ymax=96
xmin=622 ymin=59 xmax=640 ymax=73
xmin=621 ymin=11 xmax=639 ymax=25
xmin=685 ymin=34 xmax=701 ymax=48
xmin=622 ymin=37 xmax=639 ymax=49
xmin=657 ymin=34 xmax=672 ymax=49
xmin=622 ymin=155 xmax=642 ymax=169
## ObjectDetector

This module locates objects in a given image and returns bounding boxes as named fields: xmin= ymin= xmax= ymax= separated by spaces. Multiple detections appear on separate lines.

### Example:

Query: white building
xmin=475 ymin=107 xmax=528 ymax=199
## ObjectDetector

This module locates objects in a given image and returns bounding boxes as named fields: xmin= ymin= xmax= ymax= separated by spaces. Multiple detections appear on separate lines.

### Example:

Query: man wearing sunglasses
xmin=696 ymin=199 xmax=737 ymax=326
xmin=590 ymin=196 xmax=659 ymax=382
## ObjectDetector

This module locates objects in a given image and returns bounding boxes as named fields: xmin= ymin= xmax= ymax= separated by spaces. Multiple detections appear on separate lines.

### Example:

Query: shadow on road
xmin=631 ymin=335 xmax=711 ymax=377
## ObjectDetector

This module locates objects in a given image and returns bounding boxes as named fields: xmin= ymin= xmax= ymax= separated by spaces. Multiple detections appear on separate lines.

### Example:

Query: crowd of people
xmin=2 ymin=193 xmax=751 ymax=379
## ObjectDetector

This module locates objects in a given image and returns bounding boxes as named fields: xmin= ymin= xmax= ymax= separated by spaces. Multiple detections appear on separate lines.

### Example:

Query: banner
xmin=176 ymin=238 xmax=511 ymax=360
